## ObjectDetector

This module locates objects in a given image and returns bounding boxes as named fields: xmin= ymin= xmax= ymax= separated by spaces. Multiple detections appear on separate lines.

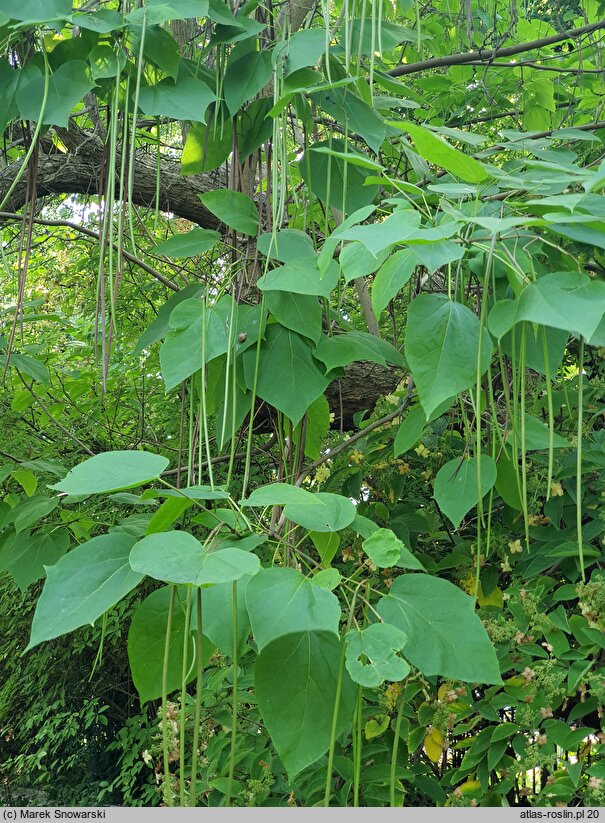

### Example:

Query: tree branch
xmin=0 ymin=212 xmax=180 ymax=291
xmin=0 ymin=148 xmax=224 ymax=229
xmin=389 ymin=19 xmax=605 ymax=77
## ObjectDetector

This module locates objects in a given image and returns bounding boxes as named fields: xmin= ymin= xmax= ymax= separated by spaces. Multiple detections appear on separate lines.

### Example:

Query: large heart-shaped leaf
xmin=138 ymin=76 xmax=216 ymax=122
xmin=255 ymin=631 xmax=356 ymax=780
xmin=26 ymin=533 xmax=142 ymax=651
xmin=17 ymin=61 xmax=94 ymax=127
xmin=405 ymin=294 xmax=492 ymax=417
xmin=433 ymin=454 xmax=497 ymax=528
xmin=196 ymin=574 xmax=254 ymax=657
xmin=50 ymin=451 xmax=169 ymax=495
xmin=257 ymin=260 xmax=339 ymax=297
xmin=314 ymin=331 xmax=404 ymax=371
xmin=129 ymin=531 xmax=260 ymax=585
xmin=246 ymin=567 xmax=341 ymax=650
xmin=243 ymin=325 xmax=330 ymax=426
xmin=127 ymin=586 xmax=214 ymax=704
xmin=199 ymin=190 xmax=258 ymax=236
xmin=377 ymin=574 xmax=501 ymax=683
xmin=372 ymin=248 xmax=417 ymax=317
xmin=241 ymin=483 xmax=320 ymax=507
xmin=283 ymin=492 xmax=356 ymax=533
xmin=488 ymin=272 xmax=605 ymax=342
xmin=159 ymin=299 xmax=231 ymax=391
xmin=224 ymin=50 xmax=271 ymax=116
xmin=153 ymin=228 xmax=220 ymax=259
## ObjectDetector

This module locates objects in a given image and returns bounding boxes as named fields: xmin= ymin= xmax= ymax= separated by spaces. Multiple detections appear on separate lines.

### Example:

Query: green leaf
xmin=377 ymin=574 xmax=501 ymax=683
xmin=345 ymin=623 xmax=410 ymax=688
xmin=138 ymin=76 xmax=216 ymax=122
xmin=153 ymin=228 xmax=220 ymax=258
xmin=257 ymin=260 xmax=339 ymax=298
xmin=372 ymin=248 xmax=417 ymax=316
xmin=241 ymin=482 xmax=319 ymax=507
xmin=243 ymin=325 xmax=330 ymax=425
xmin=139 ymin=24 xmax=180 ymax=79
xmin=89 ymin=45 xmax=127 ymax=80
xmin=311 ymin=568 xmax=341 ymax=590
xmin=134 ymin=283 xmax=204 ymax=354
xmin=0 ymin=60 xmax=20 ymax=133
xmin=26 ymin=533 xmax=142 ymax=651
xmin=340 ymin=241 xmax=387 ymax=282
xmin=7 ymin=496 xmax=59 ymax=535
xmin=301 ymin=139 xmax=379 ymax=215
xmin=126 ymin=0 xmax=209 ymax=25
xmin=362 ymin=527 xmax=400 ymax=567
xmin=278 ymin=28 xmax=326 ymax=75
xmin=258 ymin=230 xmax=317 ymax=264
xmin=397 ymin=122 xmax=489 ymax=184
xmin=433 ymin=455 xmax=497 ymax=529
xmin=346 ymin=18 xmax=416 ymax=54
xmin=17 ymin=61 xmax=94 ymax=127
xmin=197 ymin=574 xmax=253 ymax=657
xmin=338 ymin=210 xmax=421 ymax=257
xmin=510 ymin=414 xmax=570 ymax=452
xmin=128 ymin=586 xmax=214 ymax=705
xmin=310 ymin=531 xmax=340 ymax=566
xmin=159 ymin=299 xmax=231 ymax=391
xmin=405 ymin=294 xmax=493 ymax=418
xmin=294 ymin=394 xmax=331 ymax=460
xmin=313 ymin=88 xmax=386 ymax=154
xmin=1 ymin=529 xmax=69 ymax=591
xmin=412 ymin=239 xmax=463 ymax=273
xmin=224 ymin=50 xmax=271 ymax=116
xmin=145 ymin=496 xmax=193 ymax=535
xmin=199 ymin=189 xmax=258 ymax=236
xmin=12 ymin=469 xmax=37 ymax=496
xmin=3 ymin=0 xmax=71 ymax=23
xmin=363 ymin=527 xmax=425 ymax=570
xmin=71 ymin=10 xmax=124 ymax=33
xmin=265 ymin=291 xmax=322 ymax=344
xmin=50 ymin=451 xmax=169 ymax=495
xmin=129 ymin=531 xmax=260 ymax=585
xmin=488 ymin=273 xmax=605 ymax=342
xmin=284 ymin=492 xmax=356 ymax=533
xmin=181 ymin=114 xmax=233 ymax=174
xmin=255 ymin=631 xmax=356 ymax=780
xmin=0 ymin=353 xmax=49 ymax=384
xmin=237 ymin=97 xmax=273 ymax=159
xmin=393 ymin=406 xmax=425 ymax=456
xmin=314 ymin=331 xmax=404 ymax=371
xmin=246 ymin=567 xmax=341 ymax=651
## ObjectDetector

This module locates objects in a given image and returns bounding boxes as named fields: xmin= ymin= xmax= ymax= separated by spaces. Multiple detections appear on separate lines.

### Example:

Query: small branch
xmin=15 ymin=372 xmax=95 ymax=456
xmin=464 ymin=60 xmax=605 ymax=73
xmin=389 ymin=19 xmax=605 ymax=77
xmin=295 ymin=377 xmax=414 ymax=485
xmin=0 ymin=212 xmax=180 ymax=292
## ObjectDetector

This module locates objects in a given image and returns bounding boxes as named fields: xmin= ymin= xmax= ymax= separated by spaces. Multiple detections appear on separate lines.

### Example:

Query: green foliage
xmin=2 ymin=0 xmax=605 ymax=808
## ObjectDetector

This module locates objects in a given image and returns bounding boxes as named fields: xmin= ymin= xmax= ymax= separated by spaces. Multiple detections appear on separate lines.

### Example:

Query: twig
xmin=0 ymin=212 xmax=179 ymax=292
xmin=389 ymin=19 xmax=605 ymax=77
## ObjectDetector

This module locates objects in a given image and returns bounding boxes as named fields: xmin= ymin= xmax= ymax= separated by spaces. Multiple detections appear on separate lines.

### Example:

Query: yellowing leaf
xmin=459 ymin=779 xmax=481 ymax=796
xmin=424 ymin=727 xmax=443 ymax=762
xmin=477 ymin=584 xmax=503 ymax=609
xmin=365 ymin=714 xmax=390 ymax=740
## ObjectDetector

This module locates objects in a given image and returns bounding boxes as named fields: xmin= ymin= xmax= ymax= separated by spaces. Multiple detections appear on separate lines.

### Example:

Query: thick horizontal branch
xmin=390 ymin=19 xmax=605 ymax=77
xmin=0 ymin=148 xmax=224 ymax=229
xmin=0 ymin=211 xmax=179 ymax=291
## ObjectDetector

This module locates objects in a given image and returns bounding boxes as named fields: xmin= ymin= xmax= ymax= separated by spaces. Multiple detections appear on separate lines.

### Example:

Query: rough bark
xmin=326 ymin=361 xmax=401 ymax=428
xmin=0 ymin=146 xmax=224 ymax=229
